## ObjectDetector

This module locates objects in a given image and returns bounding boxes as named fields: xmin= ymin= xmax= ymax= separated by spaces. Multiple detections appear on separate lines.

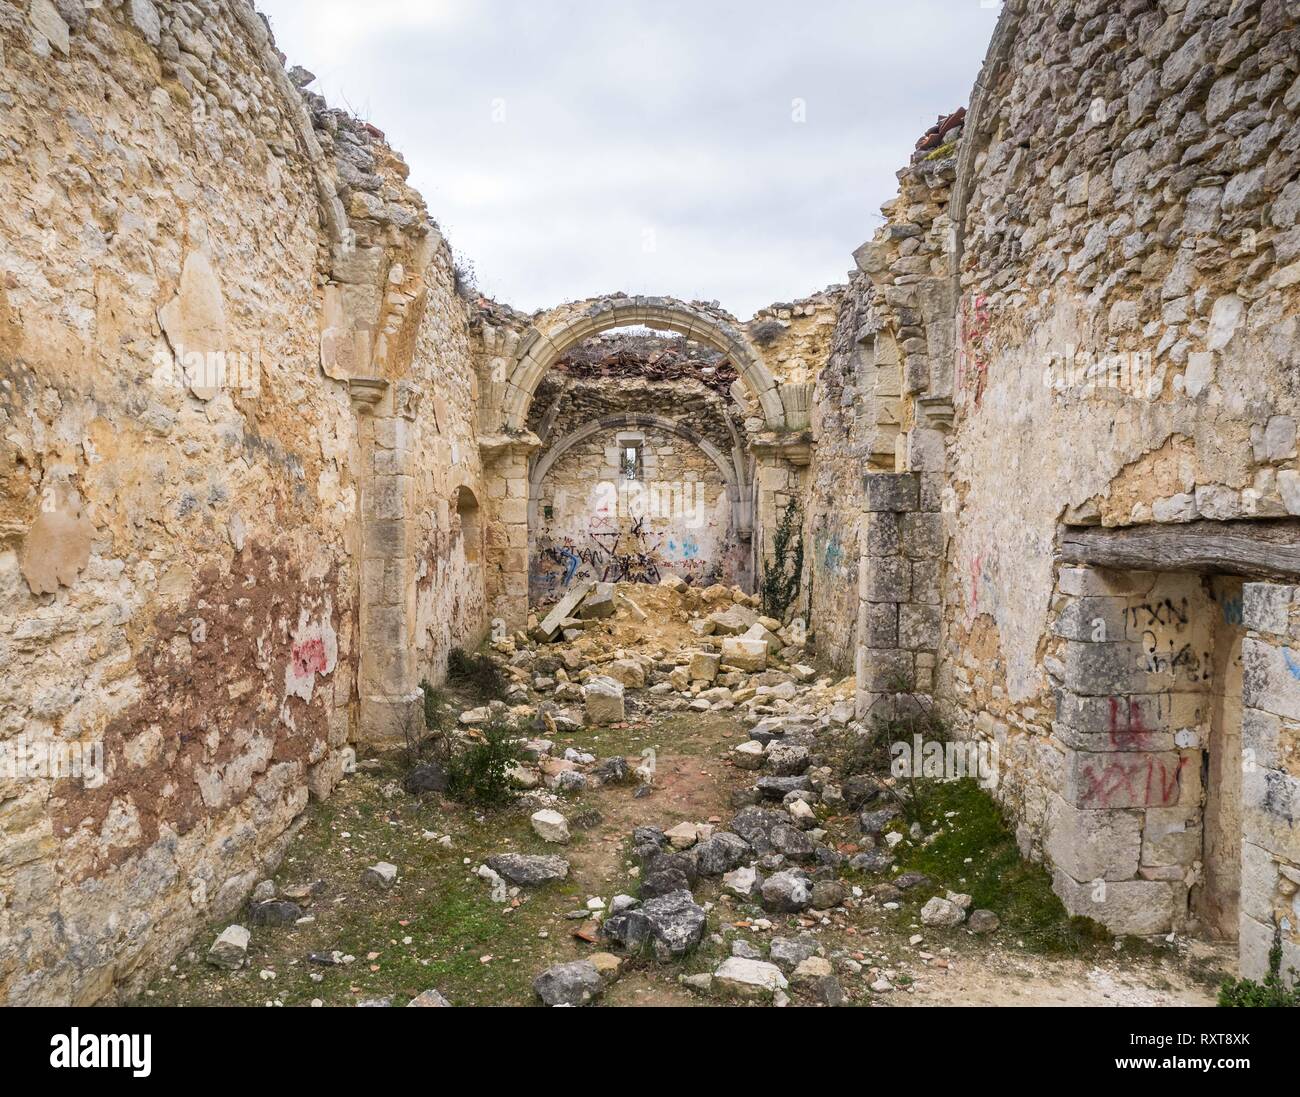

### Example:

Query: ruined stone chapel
xmin=2 ymin=0 xmax=1299 ymax=1003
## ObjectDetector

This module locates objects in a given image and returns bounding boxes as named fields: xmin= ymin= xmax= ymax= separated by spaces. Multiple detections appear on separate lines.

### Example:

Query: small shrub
xmin=750 ymin=319 xmax=785 ymax=347
xmin=761 ymin=498 xmax=804 ymax=621
xmin=1219 ymin=927 xmax=1300 ymax=1007
xmin=453 ymin=256 xmax=478 ymax=299
xmin=447 ymin=648 xmax=507 ymax=701
xmin=421 ymin=680 xmax=451 ymax=734
xmin=445 ymin=722 xmax=522 ymax=809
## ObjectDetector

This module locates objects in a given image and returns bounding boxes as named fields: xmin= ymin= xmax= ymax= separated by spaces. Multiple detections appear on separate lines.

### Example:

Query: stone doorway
xmin=1198 ymin=577 xmax=1245 ymax=940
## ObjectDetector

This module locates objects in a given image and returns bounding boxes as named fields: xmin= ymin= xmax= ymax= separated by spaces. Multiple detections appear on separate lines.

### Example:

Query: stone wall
xmin=530 ymin=424 xmax=741 ymax=602
xmin=0 ymin=0 xmax=483 ymax=1003
xmin=807 ymin=276 xmax=879 ymax=672
xmin=845 ymin=0 xmax=1300 ymax=966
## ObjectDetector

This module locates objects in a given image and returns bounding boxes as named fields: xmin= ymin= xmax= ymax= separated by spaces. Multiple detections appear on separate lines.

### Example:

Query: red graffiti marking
xmin=1078 ymin=753 xmax=1188 ymax=809
xmin=1106 ymin=697 xmax=1158 ymax=749
xmin=291 ymin=636 xmax=328 ymax=678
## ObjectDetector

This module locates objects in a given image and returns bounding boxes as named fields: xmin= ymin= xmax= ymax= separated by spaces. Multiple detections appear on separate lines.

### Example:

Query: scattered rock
xmin=599 ymin=889 xmax=708 ymax=960
xmin=920 ymin=896 xmax=966 ymax=927
xmin=968 ymin=909 xmax=1001 ymax=934
xmin=761 ymin=871 xmax=813 ymax=913
xmin=206 ymin=925 xmax=250 ymax=970
xmin=486 ymin=853 xmax=570 ymax=886
xmin=407 ymin=989 xmax=451 ymax=1007
xmin=769 ymin=936 xmax=817 ymax=970
xmin=363 ymin=862 xmax=398 ymax=890
xmin=713 ymin=957 xmax=789 ymax=999
xmin=533 ymin=960 xmax=604 ymax=1006
xmin=531 ymin=809 xmax=570 ymax=844
xmin=695 ymin=832 xmax=752 ymax=875
xmin=583 ymin=675 xmax=626 ymax=726
xmin=664 ymin=821 xmax=700 ymax=849
xmin=250 ymin=900 xmax=303 ymax=927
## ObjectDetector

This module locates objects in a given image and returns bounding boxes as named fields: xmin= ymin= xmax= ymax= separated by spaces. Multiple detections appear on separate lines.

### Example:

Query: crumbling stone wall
xmin=844 ymin=0 xmax=1300 ymax=966
xmin=807 ymin=276 xmax=879 ymax=672
xmin=0 ymin=0 xmax=483 ymax=1003
xmin=943 ymin=0 xmax=1300 ymax=948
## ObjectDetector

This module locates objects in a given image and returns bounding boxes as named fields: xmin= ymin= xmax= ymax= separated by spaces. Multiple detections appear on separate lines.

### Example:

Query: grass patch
xmin=891 ymin=778 xmax=1111 ymax=955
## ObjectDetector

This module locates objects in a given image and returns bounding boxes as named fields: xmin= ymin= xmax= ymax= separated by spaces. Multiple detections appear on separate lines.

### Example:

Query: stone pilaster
xmin=1238 ymin=582 xmax=1300 ymax=986
xmin=352 ymin=378 xmax=421 ymax=747
xmin=855 ymin=471 xmax=942 ymax=719
xmin=480 ymin=433 xmax=541 ymax=631
xmin=1044 ymin=566 xmax=1209 ymax=936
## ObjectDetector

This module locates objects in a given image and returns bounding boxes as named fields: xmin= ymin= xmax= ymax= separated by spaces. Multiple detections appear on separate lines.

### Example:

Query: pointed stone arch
xmin=527 ymin=412 xmax=752 ymax=542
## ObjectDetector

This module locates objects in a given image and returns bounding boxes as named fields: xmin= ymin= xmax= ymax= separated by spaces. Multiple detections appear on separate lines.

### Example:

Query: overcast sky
xmin=257 ymin=0 xmax=999 ymax=319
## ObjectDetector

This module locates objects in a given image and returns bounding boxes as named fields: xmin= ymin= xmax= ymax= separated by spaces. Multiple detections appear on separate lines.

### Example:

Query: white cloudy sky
xmin=256 ymin=0 xmax=1000 ymax=319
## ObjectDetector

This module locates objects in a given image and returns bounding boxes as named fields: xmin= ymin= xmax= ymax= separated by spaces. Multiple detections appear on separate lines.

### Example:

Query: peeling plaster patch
xmin=284 ymin=603 xmax=338 ymax=703
xmin=19 ymin=483 xmax=95 ymax=594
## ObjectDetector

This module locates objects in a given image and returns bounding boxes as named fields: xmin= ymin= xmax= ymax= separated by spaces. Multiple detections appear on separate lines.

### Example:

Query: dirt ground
xmin=138 ymin=696 xmax=1231 ymax=1008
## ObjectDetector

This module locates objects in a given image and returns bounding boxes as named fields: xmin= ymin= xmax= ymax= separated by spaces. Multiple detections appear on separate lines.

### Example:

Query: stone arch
xmin=527 ymin=412 xmax=751 ymax=540
xmin=495 ymin=296 xmax=785 ymax=434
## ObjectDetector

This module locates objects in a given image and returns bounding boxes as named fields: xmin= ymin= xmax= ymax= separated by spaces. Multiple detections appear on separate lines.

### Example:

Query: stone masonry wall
xmin=0 ymin=0 xmax=483 ymax=1003
xmin=529 ymin=425 xmax=740 ymax=602
xmin=842 ymin=0 xmax=1300 ymax=958
xmin=938 ymin=0 xmax=1300 ymax=938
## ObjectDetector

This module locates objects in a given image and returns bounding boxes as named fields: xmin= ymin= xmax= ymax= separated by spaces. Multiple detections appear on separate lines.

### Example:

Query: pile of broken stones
xmin=202 ymin=576 xmax=1000 ymax=1006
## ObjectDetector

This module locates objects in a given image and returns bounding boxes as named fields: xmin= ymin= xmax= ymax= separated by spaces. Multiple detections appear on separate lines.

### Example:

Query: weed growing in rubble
xmin=1218 ymin=927 xmax=1300 ymax=1007
xmin=421 ymin=680 xmax=451 ymax=736
xmin=750 ymin=319 xmax=785 ymax=347
xmin=445 ymin=721 xmax=522 ymax=809
xmin=447 ymin=648 xmax=508 ymax=701
xmin=761 ymin=498 xmax=803 ymax=621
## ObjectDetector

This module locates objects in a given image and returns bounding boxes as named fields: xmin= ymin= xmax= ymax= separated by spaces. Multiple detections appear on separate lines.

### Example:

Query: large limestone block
xmin=1062 ymin=748 xmax=1193 ymax=810
xmin=743 ymin=622 xmax=782 ymax=655
xmin=1044 ymin=794 xmax=1142 ymax=881
xmin=584 ymin=675 xmax=626 ymax=726
xmin=721 ymin=637 xmax=768 ymax=673
xmin=688 ymin=651 xmax=721 ymax=683
xmin=1051 ymin=870 xmax=1182 ymax=936
xmin=537 ymin=581 xmax=594 ymax=640
xmin=579 ymin=582 xmax=618 ymax=619
xmin=602 ymin=659 xmax=646 ymax=690
xmin=707 ymin=605 xmax=758 ymax=635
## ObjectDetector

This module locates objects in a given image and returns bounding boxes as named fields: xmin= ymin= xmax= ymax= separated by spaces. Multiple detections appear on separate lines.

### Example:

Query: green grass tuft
xmin=892 ymin=778 xmax=1111 ymax=955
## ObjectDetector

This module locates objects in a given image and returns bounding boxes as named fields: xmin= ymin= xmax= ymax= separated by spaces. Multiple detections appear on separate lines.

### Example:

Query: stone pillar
xmin=1044 ymin=567 xmax=1209 ymax=936
xmin=351 ymin=378 xmax=421 ymax=747
xmin=855 ymin=471 xmax=942 ymax=718
xmin=1239 ymin=581 xmax=1300 ymax=985
xmin=480 ymin=433 xmax=540 ymax=632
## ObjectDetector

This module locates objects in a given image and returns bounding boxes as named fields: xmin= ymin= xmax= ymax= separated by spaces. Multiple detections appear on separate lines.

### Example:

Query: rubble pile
xmin=442 ymin=576 xmax=1003 ymax=1006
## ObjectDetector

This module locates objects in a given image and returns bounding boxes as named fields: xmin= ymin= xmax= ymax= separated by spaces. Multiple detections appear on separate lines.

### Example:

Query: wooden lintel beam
xmin=1059 ymin=519 xmax=1300 ymax=582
